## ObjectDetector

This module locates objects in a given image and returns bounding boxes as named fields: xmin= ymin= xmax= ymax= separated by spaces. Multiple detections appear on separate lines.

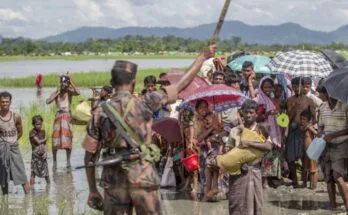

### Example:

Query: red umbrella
xmin=159 ymin=69 xmax=211 ymax=100
xmin=152 ymin=117 xmax=182 ymax=142
xmin=180 ymin=84 xmax=247 ymax=112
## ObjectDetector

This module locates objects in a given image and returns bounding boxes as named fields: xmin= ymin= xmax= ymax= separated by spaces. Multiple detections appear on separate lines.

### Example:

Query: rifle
xmin=75 ymin=101 xmax=142 ymax=170
xmin=75 ymin=151 xmax=141 ymax=169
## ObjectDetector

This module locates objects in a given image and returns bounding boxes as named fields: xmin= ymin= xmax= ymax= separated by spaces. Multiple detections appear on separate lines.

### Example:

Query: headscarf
xmin=253 ymin=76 xmax=282 ymax=148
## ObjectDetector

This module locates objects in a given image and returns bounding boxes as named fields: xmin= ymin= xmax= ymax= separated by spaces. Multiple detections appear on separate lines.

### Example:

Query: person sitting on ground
xmin=29 ymin=115 xmax=50 ymax=185
xmin=299 ymin=109 xmax=318 ymax=189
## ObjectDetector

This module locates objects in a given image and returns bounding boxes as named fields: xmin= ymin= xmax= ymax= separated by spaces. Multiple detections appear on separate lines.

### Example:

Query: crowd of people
xmin=1 ymin=43 xmax=348 ymax=215
xmin=138 ymin=52 xmax=348 ymax=214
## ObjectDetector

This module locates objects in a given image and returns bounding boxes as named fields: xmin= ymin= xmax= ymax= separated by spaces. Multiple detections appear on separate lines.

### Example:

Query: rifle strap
xmin=101 ymin=99 xmax=142 ymax=149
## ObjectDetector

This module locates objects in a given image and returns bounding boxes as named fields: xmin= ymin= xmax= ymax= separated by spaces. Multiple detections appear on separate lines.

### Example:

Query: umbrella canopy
xmin=266 ymin=50 xmax=333 ymax=78
xmin=228 ymin=55 xmax=273 ymax=74
xmin=152 ymin=117 xmax=182 ymax=142
xmin=159 ymin=70 xmax=211 ymax=100
xmin=180 ymin=84 xmax=247 ymax=112
xmin=320 ymin=49 xmax=348 ymax=70
xmin=322 ymin=68 xmax=348 ymax=105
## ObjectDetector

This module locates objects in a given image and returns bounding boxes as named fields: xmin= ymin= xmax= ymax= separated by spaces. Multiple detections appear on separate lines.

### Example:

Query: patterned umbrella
xmin=266 ymin=50 xmax=333 ymax=78
xmin=159 ymin=70 xmax=211 ymax=99
xmin=322 ymin=68 xmax=348 ymax=105
xmin=180 ymin=84 xmax=247 ymax=112
xmin=228 ymin=55 xmax=274 ymax=74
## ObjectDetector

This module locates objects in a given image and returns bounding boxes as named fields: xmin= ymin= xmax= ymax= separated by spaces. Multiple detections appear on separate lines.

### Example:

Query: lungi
xmin=0 ymin=141 xmax=28 ymax=186
xmin=52 ymin=111 xmax=73 ymax=150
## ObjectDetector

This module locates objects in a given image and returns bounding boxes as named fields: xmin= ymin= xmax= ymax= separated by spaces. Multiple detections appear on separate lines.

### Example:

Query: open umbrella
xmin=152 ymin=117 xmax=182 ymax=142
xmin=180 ymin=84 xmax=247 ymax=112
xmin=320 ymin=49 xmax=348 ymax=70
xmin=228 ymin=55 xmax=273 ymax=74
xmin=266 ymin=50 xmax=333 ymax=78
xmin=322 ymin=68 xmax=348 ymax=105
xmin=159 ymin=70 xmax=211 ymax=100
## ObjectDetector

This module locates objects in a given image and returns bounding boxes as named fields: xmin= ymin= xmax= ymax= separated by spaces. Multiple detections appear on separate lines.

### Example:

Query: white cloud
xmin=74 ymin=0 xmax=104 ymax=21
xmin=0 ymin=0 xmax=348 ymax=38
xmin=0 ymin=8 xmax=26 ymax=22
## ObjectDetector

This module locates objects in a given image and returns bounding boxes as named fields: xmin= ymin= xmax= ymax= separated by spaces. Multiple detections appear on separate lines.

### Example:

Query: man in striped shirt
xmin=318 ymin=95 xmax=348 ymax=212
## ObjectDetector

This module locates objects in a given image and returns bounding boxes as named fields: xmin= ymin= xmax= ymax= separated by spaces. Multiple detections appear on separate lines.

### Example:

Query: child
xmin=216 ymin=123 xmax=270 ymax=175
xmin=286 ymin=77 xmax=316 ymax=186
xmin=141 ymin=75 xmax=157 ymax=95
xmin=29 ymin=115 xmax=50 ymax=185
xmin=202 ymin=112 xmax=221 ymax=200
xmin=300 ymin=109 xmax=318 ymax=189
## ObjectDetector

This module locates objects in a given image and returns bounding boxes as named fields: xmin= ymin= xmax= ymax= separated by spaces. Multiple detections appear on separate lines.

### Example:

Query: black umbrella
xmin=322 ymin=68 xmax=348 ymax=105
xmin=320 ymin=49 xmax=348 ymax=70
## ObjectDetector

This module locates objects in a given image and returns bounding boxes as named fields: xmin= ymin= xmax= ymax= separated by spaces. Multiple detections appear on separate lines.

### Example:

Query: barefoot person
xmin=228 ymin=99 xmax=272 ymax=215
xmin=46 ymin=72 xmax=80 ymax=168
xmin=29 ymin=115 xmax=50 ymax=185
xmin=0 ymin=91 xmax=30 ymax=195
xmin=82 ymin=44 xmax=216 ymax=214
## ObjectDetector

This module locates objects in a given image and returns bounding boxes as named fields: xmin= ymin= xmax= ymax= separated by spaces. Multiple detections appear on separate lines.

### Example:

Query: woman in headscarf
xmin=253 ymin=76 xmax=282 ymax=188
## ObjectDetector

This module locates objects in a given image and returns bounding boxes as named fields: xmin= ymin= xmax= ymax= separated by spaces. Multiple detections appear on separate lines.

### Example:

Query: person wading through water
xmin=46 ymin=72 xmax=80 ymax=169
xmin=82 ymin=44 xmax=217 ymax=214
xmin=0 ymin=91 xmax=30 ymax=195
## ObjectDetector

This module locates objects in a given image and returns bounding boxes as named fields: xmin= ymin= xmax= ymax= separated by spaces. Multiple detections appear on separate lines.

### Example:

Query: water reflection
xmin=52 ymin=170 xmax=75 ymax=215
xmin=31 ymin=186 xmax=50 ymax=215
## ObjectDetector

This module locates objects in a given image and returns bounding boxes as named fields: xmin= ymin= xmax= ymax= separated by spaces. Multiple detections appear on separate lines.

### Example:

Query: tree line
xmin=0 ymin=35 xmax=347 ymax=56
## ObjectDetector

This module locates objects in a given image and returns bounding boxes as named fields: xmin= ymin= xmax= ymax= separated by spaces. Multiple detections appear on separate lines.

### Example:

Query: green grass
xmin=0 ymin=68 xmax=174 ymax=92
xmin=18 ymin=95 xmax=86 ymax=148
xmin=0 ymin=54 xmax=196 ymax=62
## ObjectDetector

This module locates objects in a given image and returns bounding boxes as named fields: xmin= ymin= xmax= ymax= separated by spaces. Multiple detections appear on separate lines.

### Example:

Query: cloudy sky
xmin=0 ymin=0 xmax=348 ymax=39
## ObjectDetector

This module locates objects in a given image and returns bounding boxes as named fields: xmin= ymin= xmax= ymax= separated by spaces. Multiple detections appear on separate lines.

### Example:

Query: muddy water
xmin=0 ymin=90 xmax=345 ymax=215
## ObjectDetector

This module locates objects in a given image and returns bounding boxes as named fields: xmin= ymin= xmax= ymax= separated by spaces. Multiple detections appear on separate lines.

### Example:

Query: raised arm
xmin=69 ymin=78 xmax=80 ymax=96
xmin=174 ymin=44 xmax=217 ymax=93
xmin=46 ymin=90 xmax=59 ymax=104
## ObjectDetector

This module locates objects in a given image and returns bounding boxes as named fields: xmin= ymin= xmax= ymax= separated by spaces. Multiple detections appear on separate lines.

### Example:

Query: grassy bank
xmin=19 ymin=96 xmax=85 ymax=148
xmin=0 ymin=68 xmax=174 ymax=92
xmin=0 ymin=54 xmax=196 ymax=62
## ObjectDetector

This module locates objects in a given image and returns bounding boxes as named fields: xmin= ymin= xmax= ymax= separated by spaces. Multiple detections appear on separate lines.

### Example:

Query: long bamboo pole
xmin=212 ymin=0 xmax=232 ymax=43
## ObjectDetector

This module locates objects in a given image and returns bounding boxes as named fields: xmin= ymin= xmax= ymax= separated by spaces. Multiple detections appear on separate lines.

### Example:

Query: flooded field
xmin=0 ymin=59 xmax=193 ymax=78
xmin=0 ymin=88 xmax=346 ymax=215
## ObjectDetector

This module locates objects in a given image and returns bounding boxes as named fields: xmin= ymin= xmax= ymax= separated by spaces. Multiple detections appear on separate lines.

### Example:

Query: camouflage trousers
xmin=103 ymin=162 xmax=161 ymax=215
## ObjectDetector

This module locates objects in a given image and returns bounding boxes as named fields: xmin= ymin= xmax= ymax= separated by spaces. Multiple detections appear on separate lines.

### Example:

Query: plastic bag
xmin=160 ymin=157 xmax=176 ymax=187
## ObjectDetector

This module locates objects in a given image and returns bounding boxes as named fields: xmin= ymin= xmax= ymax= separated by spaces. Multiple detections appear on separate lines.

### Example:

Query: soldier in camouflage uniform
xmin=82 ymin=44 xmax=216 ymax=214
